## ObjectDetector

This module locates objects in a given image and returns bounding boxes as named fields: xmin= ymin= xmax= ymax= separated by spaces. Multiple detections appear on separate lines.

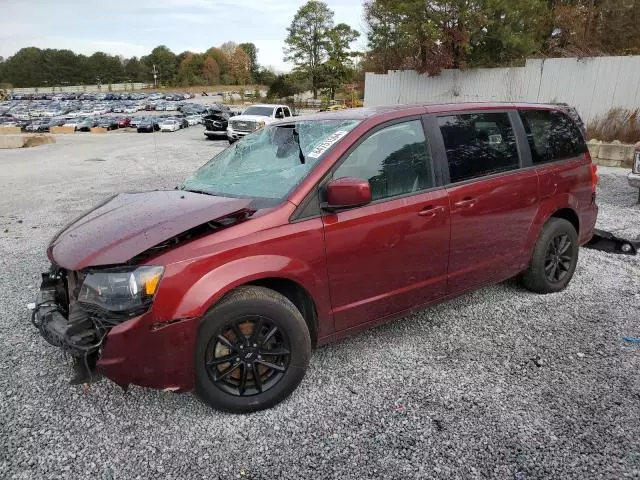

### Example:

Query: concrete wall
xmin=588 ymin=140 xmax=636 ymax=168
xmin=10 ymin=83 xmax=151 ymax=94
xmin=364 ymin=56 xmax=640 ymax=123
xmin=0 ymin=134 xmax=55 ymax=149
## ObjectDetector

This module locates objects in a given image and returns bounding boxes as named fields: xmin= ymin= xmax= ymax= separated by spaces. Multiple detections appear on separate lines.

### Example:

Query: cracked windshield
xmin=182 ymin=120 xmax=359 ymax=199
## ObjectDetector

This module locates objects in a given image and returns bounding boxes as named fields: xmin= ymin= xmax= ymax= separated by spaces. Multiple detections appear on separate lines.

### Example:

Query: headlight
xmin=78 ymin=266 xmax=164 ymax=314
xmin=257 ymin=120 xmax=265 ymax=130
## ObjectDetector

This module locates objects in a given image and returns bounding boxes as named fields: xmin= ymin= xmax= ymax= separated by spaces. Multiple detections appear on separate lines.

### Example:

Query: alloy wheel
xmin=544 ymin=233 xmax=573 ymax=283
xmin=204 ymin=316 xmax=290 ymax=397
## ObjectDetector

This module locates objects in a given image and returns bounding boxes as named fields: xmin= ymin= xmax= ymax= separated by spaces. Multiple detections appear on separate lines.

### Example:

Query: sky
xmin=0 ymin=0 xmax=366 ymax=72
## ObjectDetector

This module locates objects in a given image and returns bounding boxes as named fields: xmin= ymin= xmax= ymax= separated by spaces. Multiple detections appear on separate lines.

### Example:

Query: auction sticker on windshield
xmin=307 ymin=130 xmax=349 ymax=159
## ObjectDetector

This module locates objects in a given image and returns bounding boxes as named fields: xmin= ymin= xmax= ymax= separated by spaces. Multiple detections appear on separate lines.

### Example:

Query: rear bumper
xmin=580 ymin=202 xmax=599 ymax=245
xmin=628 ymin=172 xmax=640 ymax=189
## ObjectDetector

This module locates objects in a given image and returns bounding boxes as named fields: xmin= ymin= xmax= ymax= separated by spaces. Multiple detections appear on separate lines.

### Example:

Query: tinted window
xmin=438 ymin=113 xmax=519 ymax=183
xmin=333 ymin=120 xmax=433 ymax=201
xmin=519 ymin=110 xmax=587 ymax=164
xmin=283 ymin=107 xmax=291 ymax=117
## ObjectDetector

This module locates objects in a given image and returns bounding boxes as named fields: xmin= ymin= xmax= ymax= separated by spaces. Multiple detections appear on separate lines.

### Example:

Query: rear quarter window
xmin=519 ymin=110 xmax=587 ymax=164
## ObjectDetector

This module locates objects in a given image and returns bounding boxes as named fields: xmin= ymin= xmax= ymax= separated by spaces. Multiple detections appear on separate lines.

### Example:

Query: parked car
xmin=137 ymin=117 xmax=159 ymax=133
xmin=62 ymin=118 xmax=84 ymax=130
xmin=185 ymin=114 xmax=202 ymax=126
xmin=32 ymin=103 xmax=598 ymax=413
xmin=96 ymin=117 xmax=120 ymax=130
xmin=203 ymin=109 xmax=231 ymax=140
xmin=226 ymin=104 xmax=292 ymax=144
xmin=76 ymin=117 xmax=100 ymax=131
xmin=25 ymin=120 xmax=50 ymax=132
xmin=129 ymin=116 xmax=145 ymax=128
xmin=159 ymin=118 xmax=180 ymax=132
xmin=117 ymin=116 xmax=131 ymax=128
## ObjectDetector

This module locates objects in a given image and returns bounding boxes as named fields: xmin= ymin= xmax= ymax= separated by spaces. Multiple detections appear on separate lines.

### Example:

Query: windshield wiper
xmin=293 ymin=128 xmax=305 ymax=164
xmin=180 ymin=188 xmax=215 ymax=196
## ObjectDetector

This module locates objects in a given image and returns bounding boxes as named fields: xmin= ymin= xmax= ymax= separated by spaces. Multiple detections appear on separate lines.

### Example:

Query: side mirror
xmin=322 ymin=177 xmax=372 ymax=211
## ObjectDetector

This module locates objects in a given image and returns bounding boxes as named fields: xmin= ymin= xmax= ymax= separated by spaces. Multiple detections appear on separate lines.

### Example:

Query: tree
xmin=229 ymin=47 xmax=250 ymax=85
xmin=320 ymin=23 xmax=360 ymax=99
xmin=142 ymin=45 xmax=177 ymax=86
xmin=1 ymin=47 xmax=47 ymax=87
xmin=202 ymin=56 xmax=220 ymax=84
xmin=255 ymin=67 xmax=278 ymax=86
xmin=544 ymin=0 xmax=640 ymax=56
xmin=124 ymin=57 xmax=145 ymax=82
xmin=284 ymin=0 xmax=335 ymax=98
xmin=464 ymin=0 xmax=549 ymax=67
xmin=267 ymin=74 xmax=307 ymax=99
xmin=363 ymin=0 xmax=547 ymax=74
xmin=220 ymin=41 xmax=239 ymax=57
xmin=238 ymin=42 xmax=259 ymax=80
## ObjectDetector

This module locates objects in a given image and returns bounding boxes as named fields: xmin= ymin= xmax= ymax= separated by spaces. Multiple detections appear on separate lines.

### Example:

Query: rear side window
xmin=519 ymin=110 xmax=587 ymax=164
xmin=437 ymin=112 xmax=519 ymax=183
xmin=333 ymin=119 xmax=433 ymax=201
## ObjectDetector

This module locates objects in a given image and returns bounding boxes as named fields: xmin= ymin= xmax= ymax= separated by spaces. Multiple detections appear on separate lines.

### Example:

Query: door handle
xmin=418 ymin=205 xmax=445 ymax=218
xmin=453 ymin=197 xmax=477 ymax=208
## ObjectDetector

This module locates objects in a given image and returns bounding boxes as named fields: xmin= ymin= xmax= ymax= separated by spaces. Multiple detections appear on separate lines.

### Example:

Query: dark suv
xmin=33 ymin=103 xmax=597 ymax=412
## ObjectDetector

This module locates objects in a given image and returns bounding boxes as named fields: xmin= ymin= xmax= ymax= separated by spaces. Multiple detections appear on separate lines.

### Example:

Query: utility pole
xmin=152 ymin=64 xmax=158 ymax=89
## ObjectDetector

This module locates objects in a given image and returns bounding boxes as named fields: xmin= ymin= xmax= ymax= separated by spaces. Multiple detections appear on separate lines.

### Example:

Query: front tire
xmin=521 ymin=218 xmax=579 ymax=293
xmin=195 ymin=286 xmax=311 ymax=413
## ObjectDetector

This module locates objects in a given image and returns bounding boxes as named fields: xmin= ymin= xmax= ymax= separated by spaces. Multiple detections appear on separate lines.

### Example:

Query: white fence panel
xmin=364 ymin=56 xmax=640 ymax=123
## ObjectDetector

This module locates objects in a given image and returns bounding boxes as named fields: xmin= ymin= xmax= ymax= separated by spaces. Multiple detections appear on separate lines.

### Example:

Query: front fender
xmin=170 ymin=254 xmax=331 ymax=328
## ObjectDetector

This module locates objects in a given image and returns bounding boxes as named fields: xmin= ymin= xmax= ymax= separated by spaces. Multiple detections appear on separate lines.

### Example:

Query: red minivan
xmin=32 ymin=103 xmax=598 ymax=412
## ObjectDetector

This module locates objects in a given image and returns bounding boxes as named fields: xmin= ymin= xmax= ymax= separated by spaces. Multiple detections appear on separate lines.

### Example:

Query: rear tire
xmin=521 ymin=218 xmax=579 ymax=293
xmin=195 ymin=286 xmax=311 ymax=413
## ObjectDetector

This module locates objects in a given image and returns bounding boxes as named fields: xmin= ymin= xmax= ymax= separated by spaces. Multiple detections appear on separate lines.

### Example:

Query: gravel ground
xmin=0 ymin=131 xmax=639 ymax=479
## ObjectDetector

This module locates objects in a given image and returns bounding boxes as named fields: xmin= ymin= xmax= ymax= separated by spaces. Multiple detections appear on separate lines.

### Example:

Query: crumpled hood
xmin=48 ymin=190 xmax=252 ymax=270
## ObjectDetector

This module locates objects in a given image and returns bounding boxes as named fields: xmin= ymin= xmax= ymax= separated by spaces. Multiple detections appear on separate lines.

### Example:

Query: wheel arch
xmin=522 ymin=195 xmax=580 ymax=268
xmin=244 ymin=278 xmax=318 ymax=347
xmin=549 ymin=207 xmax=580 ymax=235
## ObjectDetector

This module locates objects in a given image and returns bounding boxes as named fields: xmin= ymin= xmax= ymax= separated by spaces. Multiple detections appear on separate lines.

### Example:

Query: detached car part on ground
xmin=33 ymin=103 xmax=602 ymax=413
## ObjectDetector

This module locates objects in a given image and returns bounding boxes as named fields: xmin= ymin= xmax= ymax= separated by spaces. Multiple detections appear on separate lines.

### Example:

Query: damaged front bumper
xmin=31 ymin=267 xmax=199 ymax=391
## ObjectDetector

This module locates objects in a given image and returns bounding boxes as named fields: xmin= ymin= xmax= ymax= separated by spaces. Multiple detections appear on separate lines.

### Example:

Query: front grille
xmin=231 ymin=120 xmax=257 ymax=132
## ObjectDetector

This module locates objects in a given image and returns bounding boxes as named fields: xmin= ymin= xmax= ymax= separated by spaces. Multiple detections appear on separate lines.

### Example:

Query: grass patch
xmin=587 ymin=108 xmax=640 ymax=143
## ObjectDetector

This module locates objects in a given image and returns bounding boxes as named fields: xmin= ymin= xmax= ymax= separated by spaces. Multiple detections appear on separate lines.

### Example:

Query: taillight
xmin=590 ymin=163 xmax=598 ymax=195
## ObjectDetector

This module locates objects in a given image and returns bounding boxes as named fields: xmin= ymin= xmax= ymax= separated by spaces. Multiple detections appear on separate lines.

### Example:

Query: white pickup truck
xmin=226 ymin=104 xmax=292 ymax=144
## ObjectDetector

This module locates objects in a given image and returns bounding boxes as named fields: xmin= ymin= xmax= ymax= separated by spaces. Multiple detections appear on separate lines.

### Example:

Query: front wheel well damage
xmin=244 ymin=278 xmax=318 ymax=348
